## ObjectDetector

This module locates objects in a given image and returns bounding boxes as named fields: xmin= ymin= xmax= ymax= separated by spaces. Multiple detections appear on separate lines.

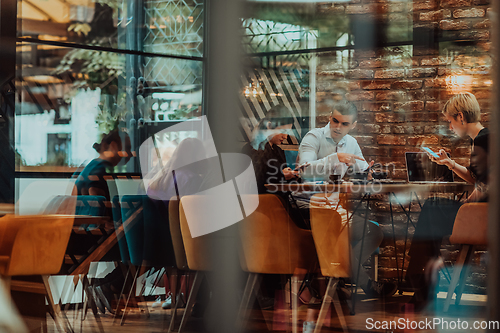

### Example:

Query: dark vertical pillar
xmin=204 ymin=0 xmax=244 ymax=332
xmin=487 ymin=2 xmax=500 ymax=330
xmin=0 ymin=0 xmax=17 ymax=203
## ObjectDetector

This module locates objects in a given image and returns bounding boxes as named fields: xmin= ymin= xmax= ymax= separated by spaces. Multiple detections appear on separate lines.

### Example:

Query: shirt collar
xmin=323 ymin=123 xmax=347 ymax=147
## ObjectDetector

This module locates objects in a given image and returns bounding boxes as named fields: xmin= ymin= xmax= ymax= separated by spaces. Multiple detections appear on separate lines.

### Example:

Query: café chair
xmin=0 ymin=214 xmax=75 ymax=333
xmin=443 ymin=203 xmax=488 ymax=312
xmin=43 ymin=195 xmax=109 ymax=320
xmin=238 ymin=194 xmax=318 ymax=333
xmin=309 ymin=202 xmax=350 ymax=333
xmin=167 ymin=197 xmax=190 ymax=333
xmin=175 ymin=196 xmax=226 ymax=333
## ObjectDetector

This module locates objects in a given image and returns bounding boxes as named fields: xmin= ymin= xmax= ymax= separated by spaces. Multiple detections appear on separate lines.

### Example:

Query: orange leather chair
xmin=238 ymin=194 xmax=318 ymax=332
xmin=309 ymin=199 xmax=350 ymax=333
xmin=444 ymin=203 xmax=488 ymax=312
xmin=0 ymin=214 xmax=74 ymax=332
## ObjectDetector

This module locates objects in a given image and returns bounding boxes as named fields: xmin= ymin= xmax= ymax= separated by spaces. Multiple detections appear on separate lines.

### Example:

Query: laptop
xmin=405 ymin=152 xmax=454 ymax=183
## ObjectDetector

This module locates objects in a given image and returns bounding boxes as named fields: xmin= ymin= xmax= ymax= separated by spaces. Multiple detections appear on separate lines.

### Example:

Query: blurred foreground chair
xmin=167 ymin=197 xmax=190 ymax=333
xmin=310 ymin=203 xmax=350 ymax=333
xmin=238 ymin=194 xmax=318 ymax=333
xmin=0 ymin=214 xmax=74 ymax=332
xmin=444 ymin=203 xmax=488 ymax=312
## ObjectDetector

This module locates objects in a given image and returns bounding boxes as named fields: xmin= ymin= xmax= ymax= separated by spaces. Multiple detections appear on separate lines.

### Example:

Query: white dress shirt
xmin=298 ymin=123 xmax=369 ymax=181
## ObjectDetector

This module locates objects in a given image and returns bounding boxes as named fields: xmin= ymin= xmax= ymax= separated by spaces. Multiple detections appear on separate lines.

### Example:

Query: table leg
xmin=351 ymin=193 xmax=370 ymax=315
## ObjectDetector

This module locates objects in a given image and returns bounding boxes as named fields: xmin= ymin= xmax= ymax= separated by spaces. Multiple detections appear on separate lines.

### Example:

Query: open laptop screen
xmin=405 ymin=152 xmax=454 ymax=182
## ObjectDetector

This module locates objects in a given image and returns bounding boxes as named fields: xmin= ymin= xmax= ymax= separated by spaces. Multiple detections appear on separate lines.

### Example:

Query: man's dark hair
xmin=331 ymin=100 xmax=358 ymax=122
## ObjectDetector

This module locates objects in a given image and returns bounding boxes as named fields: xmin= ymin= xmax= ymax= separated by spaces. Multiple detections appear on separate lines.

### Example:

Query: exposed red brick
xmin=348 ymin=81 xmax=361 ymax=91
xmin=388 ymin=58 xmax=413 ymax=68
xmin=362 ymin=102 xmax=392 ymax=112
xmin=440 ymin=19 xmax=470 ymax=30
xmin=421 ymin=57 xmax=449 ymax=66
xmin=357 ymin=124 xmax=380 ymax=134
xmin=317 ymin=70 xmax=345 ymax=78
xmin=376 ymin=91 xmax=406 ymax=101
xmin=363 ymin=146 xmax=391 ymax=156
xmin=407 ymin=113 xmax=439 ymax=122
xmin=375 ymin=113 xmax=405 ymax=123
xmin=437 ymin=68 xmax=453 ymax=76
xmin=393 ymin=125 xmax=405 ymax=134
xmin=358 ymin=59 xmax=384 ymax=68
xmin=392 ymin=80 xmax=423 ymax=90
xmin=481 ymin=112 xmax=490 ymax=123
xmin=407 ymin=135 xmax=440 ymax=146
xmin=394 ymin=101 xmax=425 ymax=112
xmin=408 ymin=90 xmax=426 ymax=101
xmin=346 ymin=91 xmax=375 ymax=101
xmin=472 ymin=0 xmax=491 ymax=5
xmin=454 ymin=147 xmax=472 ymax=156
xmin=441 ymin=0 xmax=472 ymax=7
xmin=345 ymin=5 xmax=372 ymax=14
xmin=419 ymin=9 xmax=451 ymax=21
xmin=413 ymin=0 xmax=438 ymax=11
xmin=408 ymin=68 xmax=437 ymax=78
xmin=354 ymin=50 xmax=377 ymax=58
xmin=424 ymin=78 xmax=448 ymax=88
xmin=473 ymin=90 xmax=491 ymax=100
xmin=374 ymin=69 xmax=405 ymax=79
xmin=426 ymin=101 xmax=446 ymax=112
xmin=353 ymin=135 xmax=375 ymax=145
xmin=377 ymin=134 xmax=406 ymax=146
xmin=458 ymin=30 xmax=489 ymax=40
xmin=453 ymin=8 xmax=485 ymax=18
xmin=381 ymin=125 xmax=392 ymax=134
xmin=424 ymin=124 xmax=447 ymax=134
xmin=391 ymin=147 xmax=416 ymax=157
xmin=347 ymin=69 xmax=374 ymax=79
xmin=357 ymin=113 xmax=375 ymax=123
xmin=361 ymin=80 xmax=392 ymax=90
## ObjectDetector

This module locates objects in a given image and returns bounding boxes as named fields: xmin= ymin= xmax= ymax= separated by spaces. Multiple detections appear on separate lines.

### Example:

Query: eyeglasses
xmin=330 ymin=117 xmax=352 ymax=127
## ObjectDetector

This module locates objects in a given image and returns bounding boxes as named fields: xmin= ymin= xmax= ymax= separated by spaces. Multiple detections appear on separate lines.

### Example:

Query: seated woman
xmin=405 ymin=92 xmax=489 ymax=309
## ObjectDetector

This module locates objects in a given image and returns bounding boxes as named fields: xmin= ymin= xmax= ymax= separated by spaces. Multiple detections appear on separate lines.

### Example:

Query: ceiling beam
xmin=18 ymin=18 xmax=68 ymax=37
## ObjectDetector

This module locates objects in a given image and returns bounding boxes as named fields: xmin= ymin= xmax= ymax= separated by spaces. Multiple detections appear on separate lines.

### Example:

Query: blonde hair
xmin=442 ymin=92 xmax=481 ymax=123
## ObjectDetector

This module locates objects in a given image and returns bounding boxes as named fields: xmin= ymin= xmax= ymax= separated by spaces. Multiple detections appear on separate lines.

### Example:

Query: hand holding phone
xmin=294 ymin=162 xmax=310 ymax=171
xmin=421 ymin=146 xmax=439 ymax=159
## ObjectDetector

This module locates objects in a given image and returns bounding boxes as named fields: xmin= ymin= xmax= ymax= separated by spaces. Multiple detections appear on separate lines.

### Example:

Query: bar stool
xmin=444 ymin=202 xmax=488 ymax=312
xmin=0 ymin=214 xmax=74 ymax=332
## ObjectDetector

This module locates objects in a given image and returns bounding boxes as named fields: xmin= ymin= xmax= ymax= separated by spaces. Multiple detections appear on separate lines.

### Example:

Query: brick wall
xmin=315 ymin=0 xmax=491 ymax=287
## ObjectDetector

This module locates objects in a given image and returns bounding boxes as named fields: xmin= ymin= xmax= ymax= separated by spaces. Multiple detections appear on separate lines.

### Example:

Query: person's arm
xmin=429 ymin=149 xmax=475 ymax=184
xmin=350 ymin=140 xmax=370 ymax=172
xmin=298 ymin=133 xmax=366 ymax=180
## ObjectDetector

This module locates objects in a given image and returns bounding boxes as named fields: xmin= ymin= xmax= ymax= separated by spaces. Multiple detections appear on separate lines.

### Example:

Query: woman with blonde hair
xmin=405 ymin=92 xmax=489 ymax=310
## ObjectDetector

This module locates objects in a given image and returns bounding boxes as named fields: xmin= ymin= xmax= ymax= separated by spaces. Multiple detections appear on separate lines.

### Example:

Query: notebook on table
xmin=405 ymin=152 xmax=454 ymax=183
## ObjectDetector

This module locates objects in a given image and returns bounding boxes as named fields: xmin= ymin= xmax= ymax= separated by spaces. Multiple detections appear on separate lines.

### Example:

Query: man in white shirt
xmin=295 ymin=100 xmax=395 ymax=302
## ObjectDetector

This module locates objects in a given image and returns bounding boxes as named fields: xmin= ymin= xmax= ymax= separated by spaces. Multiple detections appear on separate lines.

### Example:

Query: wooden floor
xmin=34 ymin=291 xmax=488 ymax=333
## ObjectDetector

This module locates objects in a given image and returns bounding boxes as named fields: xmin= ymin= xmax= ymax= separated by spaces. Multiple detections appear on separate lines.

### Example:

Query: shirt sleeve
xmin=298 ymin=131 xmax=340 ymax=180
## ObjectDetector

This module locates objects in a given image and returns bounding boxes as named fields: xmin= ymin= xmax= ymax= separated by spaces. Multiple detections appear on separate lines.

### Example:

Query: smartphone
xmin=294 ymin=162 xmax=310 ymax=171
xmin=421 ymin=146 xmax=439 ymax=158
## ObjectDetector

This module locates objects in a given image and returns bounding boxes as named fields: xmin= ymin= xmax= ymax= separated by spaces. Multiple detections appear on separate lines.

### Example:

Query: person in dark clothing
xmin=405 ymin=92 xmax=489 ymax=309
xmin=73 ymin=129 xmax=131 ymax=200
xmin=72 ymin=129 xmax=131 ymax=314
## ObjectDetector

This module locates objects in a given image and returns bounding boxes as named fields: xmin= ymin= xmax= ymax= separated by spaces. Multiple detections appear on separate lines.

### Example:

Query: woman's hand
xmin=428 ymin=149 xmax=453 ymax=167
xmin=282 ymin=167 xmax=299 ymax=180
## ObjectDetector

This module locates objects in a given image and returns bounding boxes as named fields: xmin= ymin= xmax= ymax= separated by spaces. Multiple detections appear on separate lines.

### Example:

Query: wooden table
xmin=266 ymin=181 xmax=474 ymax=314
